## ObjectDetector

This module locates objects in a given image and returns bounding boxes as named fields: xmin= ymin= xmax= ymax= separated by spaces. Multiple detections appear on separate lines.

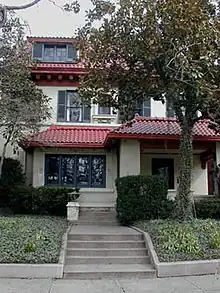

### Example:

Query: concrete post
xmin=119 ymin=139 xmax=140 ymax=177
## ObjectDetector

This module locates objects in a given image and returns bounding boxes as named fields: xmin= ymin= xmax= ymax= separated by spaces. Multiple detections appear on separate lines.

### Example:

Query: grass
xmin=136 ymin=219 xmax=220 ymax=262
xmin=0 ymin=215 xmax=67 ymax=263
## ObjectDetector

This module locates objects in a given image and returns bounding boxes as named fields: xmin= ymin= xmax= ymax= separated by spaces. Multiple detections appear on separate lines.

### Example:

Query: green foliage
xmin=116 ymin=175 xmax=173 ymax=225
xmin=8 ymin=186 xmax=79 ymax=216
xmin=77 ymin=0 xmax=220 ymax=220
xmin=0 ymin=157 xmax=25 ymax=186
xmin=0 ymin=216 xmax=67 ymax=263
xmin=137 ymin=219 xmax=220 ymax=262
xmin=195 ymin=198 xmax=220 ymax=219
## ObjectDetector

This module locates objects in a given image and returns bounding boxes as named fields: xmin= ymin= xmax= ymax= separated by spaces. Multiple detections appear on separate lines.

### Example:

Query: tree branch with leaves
xmin=75 ymin=0 xmax=220 ymax=220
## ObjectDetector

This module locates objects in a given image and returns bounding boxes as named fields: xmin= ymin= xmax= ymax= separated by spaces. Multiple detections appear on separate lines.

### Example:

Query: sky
xmin=2 ymin=0 xmax=92 ymax=37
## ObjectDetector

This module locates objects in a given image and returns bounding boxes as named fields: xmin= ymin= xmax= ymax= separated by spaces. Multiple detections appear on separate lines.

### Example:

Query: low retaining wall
xmin=133 ymin=226 xmax=220 ymax=278
xmin=0 ymin=225 xmax=71 ymax=279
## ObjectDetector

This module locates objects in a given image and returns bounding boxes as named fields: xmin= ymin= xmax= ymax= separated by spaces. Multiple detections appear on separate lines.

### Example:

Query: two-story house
xmin=19 ymin=36 xmax=220 ymax=208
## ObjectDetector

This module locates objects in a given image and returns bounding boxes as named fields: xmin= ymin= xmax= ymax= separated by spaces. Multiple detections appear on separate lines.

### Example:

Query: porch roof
xmin=22 ymin=116 xmax=220 ymax=150
xmin=23 ymin=125 xmax=112 ymax=149
xmin=105 ymin=116 xmax=220 ymax=142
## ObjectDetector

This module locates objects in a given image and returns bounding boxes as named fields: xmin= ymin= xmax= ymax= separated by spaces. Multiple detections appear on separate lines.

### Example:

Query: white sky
xmin=2 ymin=0 xmax=92 ymax=37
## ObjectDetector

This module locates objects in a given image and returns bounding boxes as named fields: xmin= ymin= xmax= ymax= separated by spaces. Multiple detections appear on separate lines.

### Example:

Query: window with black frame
xmin=45 ymin=155 xmax=106 ymax=188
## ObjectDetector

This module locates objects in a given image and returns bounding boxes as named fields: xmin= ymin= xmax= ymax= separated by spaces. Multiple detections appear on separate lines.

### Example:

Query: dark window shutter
xmin=57 ymin=91 xmax=66 ymax=122
xmin=33 ymin=43 xmax=43 ymax=60
xmin=166 ymin=101 xmax=175 ymax=117
xmin=67 ymin=45 xmax=77 ymax=62
xmin=83 ymin=105 xmax=91 ymax=122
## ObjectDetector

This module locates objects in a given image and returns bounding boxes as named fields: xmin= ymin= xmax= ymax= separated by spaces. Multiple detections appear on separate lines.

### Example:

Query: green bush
xmin=195 ymin=198 xmax=220 ymax=219
xmin=116 ymin=175 xmax=173 ymax=225
xmin=8 ymin=186 xmax=79 ymax=216
xmin=0 ymin=157 xmax=25 ymax=186
xmin=0 ymin=157 xmax=26 ymax=206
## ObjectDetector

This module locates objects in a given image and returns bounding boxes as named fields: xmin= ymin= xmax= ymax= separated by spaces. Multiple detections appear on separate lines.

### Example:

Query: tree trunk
xmin=175 ymin=121 xmax=193 ymax=220
xmin=0 ymin=143 xmax=8 ymax=180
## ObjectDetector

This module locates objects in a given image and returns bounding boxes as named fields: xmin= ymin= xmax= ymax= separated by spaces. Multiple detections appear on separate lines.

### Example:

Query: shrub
xmin=116 ymin=175 xmax=173 ymax=225
xmin=8 ymin=186 xmax=79 ymax=216
xmin=0 ymin=157 xmax=26 ymax=206
xmin=0 ymin=157 xmax=25 ymax=186
xmin=195 ymin=198 xmax=220 ymax=219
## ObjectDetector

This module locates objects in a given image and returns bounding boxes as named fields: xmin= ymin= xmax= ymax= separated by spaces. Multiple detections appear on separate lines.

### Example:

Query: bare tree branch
xmin=6 ymin=0 xmax=42 ymax=11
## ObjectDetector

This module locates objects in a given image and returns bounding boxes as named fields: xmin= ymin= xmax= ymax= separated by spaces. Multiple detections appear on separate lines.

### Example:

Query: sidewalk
xmin=1 ymin=275 xmax=220 ymax=293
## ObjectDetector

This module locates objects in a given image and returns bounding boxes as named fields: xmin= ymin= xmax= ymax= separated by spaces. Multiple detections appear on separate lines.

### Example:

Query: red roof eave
xmin=104 ymin=133 xmax=220 ymax=145
xmin=25 ymin=142 xmax=105 ymax=149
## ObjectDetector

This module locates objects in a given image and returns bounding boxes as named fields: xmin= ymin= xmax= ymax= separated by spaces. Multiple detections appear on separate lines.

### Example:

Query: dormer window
xmin=32 ymin=43 xmax=77 ymax=63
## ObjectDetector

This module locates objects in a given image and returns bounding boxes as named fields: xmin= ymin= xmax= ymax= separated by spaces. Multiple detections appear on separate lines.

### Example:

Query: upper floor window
xmin=166 ymin=100 xmax=175 ymax=118
xmin=57 ymin=91 xmax=91 ymax=123
xmin=136 ymin=98 xmax=151 ymax=117
xmin=98 ymin=106 xmax=111 ymax=115
xmin=32 ymin=43 xmax=77 ymax=63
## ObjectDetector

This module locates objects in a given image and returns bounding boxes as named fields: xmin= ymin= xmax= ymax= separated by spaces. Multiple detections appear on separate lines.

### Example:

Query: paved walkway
xmin=1 ymin=275 xmax=220 ymax=293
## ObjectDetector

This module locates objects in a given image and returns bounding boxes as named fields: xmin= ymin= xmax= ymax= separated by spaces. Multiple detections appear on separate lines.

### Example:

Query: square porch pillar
xmin=119 ymin=139 xmax=140 ymax=177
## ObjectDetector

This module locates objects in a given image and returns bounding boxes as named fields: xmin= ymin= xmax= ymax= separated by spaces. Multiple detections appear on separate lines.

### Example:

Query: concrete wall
xmin=119 ymin=139 xmax=140 ymax=177
xmin=32 ymin=147 xmax=118 ymax=205
xmin=140 ymin=153 xmax=208 ymax=196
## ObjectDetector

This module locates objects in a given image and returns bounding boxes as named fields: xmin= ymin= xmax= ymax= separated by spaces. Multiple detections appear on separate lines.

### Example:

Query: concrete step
xmin=64 ymin=264 xmax=156 ymax=279
xmin=68 ymin=233 xmax=143 ymax=241
xmin=66 ymin=248 xmax=148 ymax=257
xmin=67 ymin=240 xmax=145 ymax=249
xmin=75 ymin=221 xmax=119 ymax=226
xmin=65 ymin=255 xmax=150 ymax=265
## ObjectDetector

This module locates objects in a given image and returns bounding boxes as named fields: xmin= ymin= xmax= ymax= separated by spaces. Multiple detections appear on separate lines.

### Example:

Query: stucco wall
xmin=140 ymin=153 xmax=208 ymax=196
xmin=32 ymin=147 xmax=118 ymax=205
xmin=119 ymin=139 xmax=140 ymax=177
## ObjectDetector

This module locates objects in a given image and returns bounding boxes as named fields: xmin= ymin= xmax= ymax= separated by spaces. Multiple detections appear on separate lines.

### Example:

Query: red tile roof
xmin=27 ymin=36 xmax=77 ymax=44
xmin=22 ymin=117 xmax=220 ymax=150
xmin=24 ymin=125 xmax=112 ymax=149
xmin=106 ymin=116 xmax=220 ymax=141
xmin=31 ymin=62 xmax=86 ymax=74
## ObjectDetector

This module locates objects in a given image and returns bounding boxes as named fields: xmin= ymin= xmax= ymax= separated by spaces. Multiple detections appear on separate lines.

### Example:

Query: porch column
xmin=216 ymin=142 xmax=220 ymax=165
xmin=119 ymin=139 xmax=140 ymax=177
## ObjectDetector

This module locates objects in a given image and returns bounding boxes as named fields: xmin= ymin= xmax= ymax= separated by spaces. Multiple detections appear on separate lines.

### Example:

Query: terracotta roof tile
xmin=24 ymin=125 xmax=112 ymax=148
xmin=112 ymin=116 xmax=220 ymax=139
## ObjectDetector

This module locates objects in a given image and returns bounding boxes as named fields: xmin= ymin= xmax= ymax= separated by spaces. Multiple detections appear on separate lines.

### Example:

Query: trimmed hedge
xmin=195 ymin=198 xmax=220 ymax=219
xmin=116 ymin=175 xmax=173 ymax=225
xmin=8 ymin=186 xmax=79 ymax=216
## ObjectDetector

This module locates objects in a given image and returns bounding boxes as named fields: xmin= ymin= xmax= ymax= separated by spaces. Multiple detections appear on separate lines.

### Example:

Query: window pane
xmin=45 ymin=155 xmax=60 ymax=185
xmin=152 ymin=158 xmax=174 ymax=189
xmin=61 ymin=156 xmax=75 ymax=185
xmin=143 ymin=99 xmax=151 ymax=108
xmin=56 ymin=45 xmax=67 ymax=62
xmin=76 ymin=156 xmax=90 ymax=187
xmin=68 ymin=108 xmax=82 ymax=122
xmin=98 ymin=106 xmax=111 ymax=115
xmin=33 ymin=43 xmax=43 ymax=59
xmin=67 ymin=91 xmax=82 ymax=122
xmin=83 ymin=105 xmax=91 ymax=122
xmin=91 ymin=156 xmax=105 ymax=187
xmin=143 ymin=107 xmax=151 ymax=117
xmin=44 ymin=45 xmax=55 ymax=61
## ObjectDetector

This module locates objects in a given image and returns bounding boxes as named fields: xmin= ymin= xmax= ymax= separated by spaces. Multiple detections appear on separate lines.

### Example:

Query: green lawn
xmin=136 ymin=219 xmax=220 ymax=262
xmin=0 ymin=216 xmax=67 ymax=263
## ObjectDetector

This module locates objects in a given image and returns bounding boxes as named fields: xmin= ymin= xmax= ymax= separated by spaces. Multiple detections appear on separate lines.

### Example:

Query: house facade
xmin=18 ymin=36 xmax=220 ymax=208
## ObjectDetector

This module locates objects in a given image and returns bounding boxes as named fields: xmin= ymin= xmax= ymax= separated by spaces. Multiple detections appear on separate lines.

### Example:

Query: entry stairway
xmin=64 ymin=208 xmax=156 ymax=279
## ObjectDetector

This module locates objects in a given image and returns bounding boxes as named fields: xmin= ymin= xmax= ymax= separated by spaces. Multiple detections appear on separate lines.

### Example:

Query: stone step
xmin=64 ymin=264 xmax=156 ymax=279
xmin=66 ymin=248 xmax=148 ymax=257
xmin=68 ymin=233 xmax=143 ymax=241
xmin=65 ymin=255 xmax=150 ymax=265
xmin=67 ymin=240 xmax=145 ymax=249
